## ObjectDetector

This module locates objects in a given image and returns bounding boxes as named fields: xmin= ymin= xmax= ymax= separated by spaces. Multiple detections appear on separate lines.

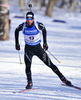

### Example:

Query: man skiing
xmin=15 ymin=11 xmax=72 ymax=89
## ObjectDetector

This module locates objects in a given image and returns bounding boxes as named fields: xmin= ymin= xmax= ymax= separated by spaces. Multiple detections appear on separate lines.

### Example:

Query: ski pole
xmin=18 ymin=50 xmax=22 ymax=64
xmin=47 ymin=50 xmax=61 ymax=63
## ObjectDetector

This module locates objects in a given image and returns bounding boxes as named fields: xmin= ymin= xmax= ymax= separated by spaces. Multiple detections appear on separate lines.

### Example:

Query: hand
xmin=15 ymin=44 xmax=20 ymax=50
xmin=43 ymin=43 xmax=48 ymax=51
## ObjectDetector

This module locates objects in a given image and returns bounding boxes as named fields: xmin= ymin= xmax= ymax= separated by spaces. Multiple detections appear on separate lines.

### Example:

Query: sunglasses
xmin=27 ymin=17 xmax=33 ymax=21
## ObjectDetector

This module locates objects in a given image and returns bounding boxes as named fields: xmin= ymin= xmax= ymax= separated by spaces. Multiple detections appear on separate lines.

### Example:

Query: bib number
xmin=29 ymin=36 xmax=34 ymax=40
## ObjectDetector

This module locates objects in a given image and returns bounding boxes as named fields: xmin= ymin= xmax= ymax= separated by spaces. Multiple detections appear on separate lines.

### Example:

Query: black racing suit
xmin=15 ymin=21 xmax=66 ymax=83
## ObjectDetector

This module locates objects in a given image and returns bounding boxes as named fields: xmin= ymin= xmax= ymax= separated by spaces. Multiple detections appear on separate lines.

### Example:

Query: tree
xmin=0 ymin=0 xmax=10 ymax=40
xmin=39 ymin=0 xmax=46 ymax=11
xmin=45 ymin=0 xmax=59 ymax=17
xmin=70 ymin=0 xmax=78 ymax=11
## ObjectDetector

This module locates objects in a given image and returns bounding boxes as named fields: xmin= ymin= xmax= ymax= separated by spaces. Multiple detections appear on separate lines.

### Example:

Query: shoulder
xmin=35 ymin=21 xmax=45 ymax=30
xmin=38 ymin=22 xmax=44 ymax=27
xmin=16 ymin=22 xmax=26 ymax=30
xmin=16 ymin=23 xmax=23 ymax=29
xmin=38 ymin=22 xmax=45 ymax=30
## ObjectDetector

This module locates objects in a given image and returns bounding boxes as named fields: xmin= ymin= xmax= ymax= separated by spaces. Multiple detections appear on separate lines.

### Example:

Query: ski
xmin=62 ymin=84 xmax=81 ymax=90
xmin=13 ymin=88 xmax=37 ymax=93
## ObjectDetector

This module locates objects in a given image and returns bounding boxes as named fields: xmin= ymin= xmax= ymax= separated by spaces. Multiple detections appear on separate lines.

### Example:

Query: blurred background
xmin=0 ymin=0 xmax=81 ymax=40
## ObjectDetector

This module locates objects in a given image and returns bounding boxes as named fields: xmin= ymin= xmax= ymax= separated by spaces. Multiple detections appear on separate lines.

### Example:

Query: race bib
xmin=24 ymin=33 xmax=41 ymax=45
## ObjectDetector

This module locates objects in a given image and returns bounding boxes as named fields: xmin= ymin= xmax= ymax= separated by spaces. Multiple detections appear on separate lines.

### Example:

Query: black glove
xmin=15 ymin=44 xmax=20 ymax=50
xmin=43 ymin=43 xmax=48 ymax=51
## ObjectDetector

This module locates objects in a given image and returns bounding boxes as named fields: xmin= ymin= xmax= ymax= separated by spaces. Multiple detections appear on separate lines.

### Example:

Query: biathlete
xmin=15 ymin=11 xmax=72 ymax=89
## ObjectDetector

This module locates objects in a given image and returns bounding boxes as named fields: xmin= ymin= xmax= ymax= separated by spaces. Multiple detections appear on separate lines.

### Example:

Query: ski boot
xmin=26 ymin=81 xmax=33 ymax=89
xmin=61 ymin=76 xmax=73 ymax=86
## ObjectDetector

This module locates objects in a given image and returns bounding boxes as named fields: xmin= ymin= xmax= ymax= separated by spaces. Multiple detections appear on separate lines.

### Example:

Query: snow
xmin=0 ymin=1 xmax=81 ymax=100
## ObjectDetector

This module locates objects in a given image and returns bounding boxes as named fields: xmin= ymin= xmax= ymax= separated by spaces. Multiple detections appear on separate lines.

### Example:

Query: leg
xmin=36 ymin=45 xmax=72 ymax=86
xmin=24 ymin=53 xmax=32 ymax=82
xmin=24 ymin=45 xmax=34 ymax=89
xmin=36 ymin=45 xmax=63 ymax=78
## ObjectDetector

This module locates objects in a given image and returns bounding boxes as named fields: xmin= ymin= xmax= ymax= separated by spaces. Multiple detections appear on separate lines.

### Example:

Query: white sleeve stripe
xmin=41 ymin=27 xmax=44 ymax=30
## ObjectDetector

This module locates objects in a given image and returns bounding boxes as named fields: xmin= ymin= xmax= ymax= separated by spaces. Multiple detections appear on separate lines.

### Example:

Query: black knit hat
xmin=26 ymin=12 xmax=34 ymax=19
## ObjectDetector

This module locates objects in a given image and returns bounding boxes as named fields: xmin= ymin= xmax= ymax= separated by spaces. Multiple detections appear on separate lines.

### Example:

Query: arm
xmin=15 ymin=24 xmax=23 ymax=44
xmin=38 ymin=22 xmax=47 ymax=44
xmin=15 ymin=24 xmax=23 ymax=50
xmin=38 ymin=22 xmax=48 ymax=50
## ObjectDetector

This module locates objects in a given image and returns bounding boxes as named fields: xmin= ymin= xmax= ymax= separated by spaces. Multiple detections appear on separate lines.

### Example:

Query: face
xmin=26 ymin=17 xmax=34 ymax=26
